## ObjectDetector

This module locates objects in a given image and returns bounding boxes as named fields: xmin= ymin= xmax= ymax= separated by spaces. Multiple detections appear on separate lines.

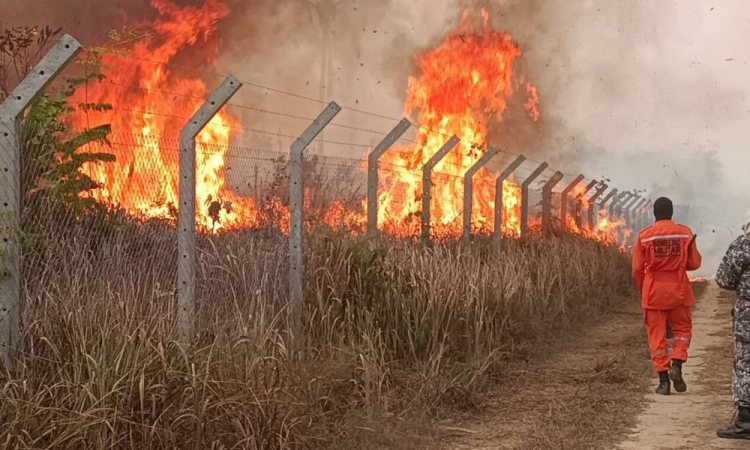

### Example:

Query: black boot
xmin=655 ymin=371 xmax=670 ymax=395
xmin=669 ymin=359 xmax=687 ymax=393
xmin=717 ymin=406 xmax=750 ymax=440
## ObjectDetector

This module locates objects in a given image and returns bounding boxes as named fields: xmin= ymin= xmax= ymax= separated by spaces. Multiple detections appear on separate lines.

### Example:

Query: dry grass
xmin=513 ymin=317 xmax=649 ymax=450
xmin=0 ymin=209 xmax=633 ymax=449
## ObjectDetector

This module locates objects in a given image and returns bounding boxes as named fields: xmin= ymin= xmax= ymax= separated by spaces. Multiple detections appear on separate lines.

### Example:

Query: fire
xmin=565 ymin=207 xmax=629 ymax=246
xmin=374 ymin=9 xmax=537 ymax=239
xmin=564 ymin=183 xmax=591 ymax=235
xmin=595 ymin=210 xmax=631 ymax=245
xmin=72 ymin=0 xmax=259 ymax=232
xmin=66 ymin=0 xmax=635 ymax=247
xmin=557 ymin=183 xmax=633 ymax=246
xmin=324 ymin=201 xmax=366 ymax=234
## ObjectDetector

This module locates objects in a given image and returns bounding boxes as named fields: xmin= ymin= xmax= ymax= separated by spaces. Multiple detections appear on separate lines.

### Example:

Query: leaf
xmin=77 ymin=102 xmax=113 ymax=113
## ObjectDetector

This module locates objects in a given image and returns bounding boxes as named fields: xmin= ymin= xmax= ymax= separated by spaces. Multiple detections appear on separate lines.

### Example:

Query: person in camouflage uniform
xmin=716 ymin=212 xmax=750 ymax=440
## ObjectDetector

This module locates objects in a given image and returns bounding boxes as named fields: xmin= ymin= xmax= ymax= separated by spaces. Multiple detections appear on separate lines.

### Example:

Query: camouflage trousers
xmin=734 ymin=340 xmax=750 ymax=407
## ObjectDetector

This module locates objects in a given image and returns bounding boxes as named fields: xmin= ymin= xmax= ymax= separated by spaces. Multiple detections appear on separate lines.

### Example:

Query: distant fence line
xmin=0 ymin=34 xmax=651 ymax=369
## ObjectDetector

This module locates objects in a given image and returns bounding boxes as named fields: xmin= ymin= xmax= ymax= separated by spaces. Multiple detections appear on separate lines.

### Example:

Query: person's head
xmin=653 ymin=197 xmax=673 ymax=221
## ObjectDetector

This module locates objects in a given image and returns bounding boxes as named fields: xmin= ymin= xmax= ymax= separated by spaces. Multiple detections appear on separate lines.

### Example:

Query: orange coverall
xmin=632 ymin=220 xmax=702 ymax=372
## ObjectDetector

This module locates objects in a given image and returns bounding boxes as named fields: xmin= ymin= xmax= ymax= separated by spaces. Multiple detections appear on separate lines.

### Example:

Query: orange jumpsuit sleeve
xmin=632 ymin=237 xmax=646 ymax=294
xmin=686 ymin=238 xmax=702 ymax=271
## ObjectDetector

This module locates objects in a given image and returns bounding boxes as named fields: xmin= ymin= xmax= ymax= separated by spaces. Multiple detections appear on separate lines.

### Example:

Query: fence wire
xmin=13 ymin=121 xmax=377 ymax=336
xmin=1 ymin=46 xmax=641 ymax=351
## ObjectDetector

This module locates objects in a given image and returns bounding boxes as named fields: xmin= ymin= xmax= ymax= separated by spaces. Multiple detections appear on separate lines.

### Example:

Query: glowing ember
xmin=72 ymin=0 xmax=259 ymax=232
xmin=375 ymin=9 xmax=538 ymax=239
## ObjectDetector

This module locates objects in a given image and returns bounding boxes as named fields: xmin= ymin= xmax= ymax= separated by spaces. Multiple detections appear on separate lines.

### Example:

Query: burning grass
xmin=0 ymin=206 xmax=633 ymax=449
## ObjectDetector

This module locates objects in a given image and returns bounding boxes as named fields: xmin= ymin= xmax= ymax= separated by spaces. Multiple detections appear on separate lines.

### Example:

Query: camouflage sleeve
xmin=716 ymin=237 xmax=749 ymax=291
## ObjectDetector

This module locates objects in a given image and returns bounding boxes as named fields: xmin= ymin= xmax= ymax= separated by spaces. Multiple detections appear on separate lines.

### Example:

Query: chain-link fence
xmin=0 ymin=34 xmax=647 ymax=367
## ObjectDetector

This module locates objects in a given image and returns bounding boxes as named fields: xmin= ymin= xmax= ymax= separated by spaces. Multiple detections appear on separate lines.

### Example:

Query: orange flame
xmin=374 ymin=9 xmax=538 ymax=239
xmin=68 ymin=1 xmax=633 ymax=246
xmin=72 ymin=0 xmax=259 ymax=232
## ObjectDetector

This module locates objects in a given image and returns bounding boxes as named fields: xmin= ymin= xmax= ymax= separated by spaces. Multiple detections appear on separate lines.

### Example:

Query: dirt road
xmin=442 ymin=295 xmax=652 ymax=450
xmin=443 ymin=282 xmax=744 ymax=450
xmin=616 ymin=283 xmax=745 ymax=450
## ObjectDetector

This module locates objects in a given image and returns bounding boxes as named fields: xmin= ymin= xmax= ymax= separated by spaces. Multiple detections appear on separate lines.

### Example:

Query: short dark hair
xmin=653 ymin=197 xmax=673 ymax=221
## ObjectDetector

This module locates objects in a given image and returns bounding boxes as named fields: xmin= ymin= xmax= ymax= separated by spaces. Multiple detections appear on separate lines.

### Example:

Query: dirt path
xmin=440 ymin=296 xmax=652 ymax=450
xmin=616 ymin=283 xmax=744 ymax=450
xmin=440 ymin=283 xmax=743 ymax=450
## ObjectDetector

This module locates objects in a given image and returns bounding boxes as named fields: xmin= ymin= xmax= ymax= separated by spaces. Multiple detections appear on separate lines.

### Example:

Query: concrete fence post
xmin=598 ymin=188 xmax=620 ymax=232
xmin=493 ymin=155 xmax=526 ymax=241
xmin=177 ymin=76 xmax=242 ymax=345
xmin=619 ymin=193 xmax=638 ymax=219
xmin=0 ymin=34 xmax=81 ymax=369
xmin=620 ymin=194 xmax=637 ymax=222
xmin=638 ymin=199 xmax=653 ymax=233
xmin=577 ymin=180 xmax=598 ymax=229
xmin=462 ymin=147 xmax=498 ymax=243
xmin=609 ymin=191 xmax=629 ymax=216
xmin=599 ymin=188 xmax=618 ymax=211
xmin=621 ymin=195 xmax=641 ymax=243
xmin=587 ymin=183 xmax=609 ymax=229
xmin=366 ymin=119 xmax=411 ymax=238
xmin=521 ymin=162 xmax=549 ymax=238
xmin=421 ymin=136 xmax=460 ymax=242
xmin=289 ymin=102 xmax=341 ymax=336
xmin=630 ymin=197 xmax=648 ymax=231
xmin=560 ymin=174 xmax=585 ymax=232
xmin=541 ymin=171 xmax=564 ymax=234
xmin=628 ymin=197 xmax=648 ymax=245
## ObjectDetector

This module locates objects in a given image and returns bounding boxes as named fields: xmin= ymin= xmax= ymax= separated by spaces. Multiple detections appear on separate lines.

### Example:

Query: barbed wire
xmin=100 ymin=80 xmax=207 ymax=101
xmin=94 ymin=51 xmax=552 ymax=171
xmin=94 ymin=135 xmax=503 ymax=187
xmin=64 ymin=51 xmax=639 ymax=194
xmin=103 ymin=131 xmax=512 ymax=179
xmin=88 ymin=59 xmax=632 ymax=196
xmin=73 ymin=77 xmax=414 ymax=145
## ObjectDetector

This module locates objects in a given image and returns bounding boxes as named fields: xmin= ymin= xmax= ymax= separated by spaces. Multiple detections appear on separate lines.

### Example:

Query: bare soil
xmin=433 ymin=281 xmax=748 ymax=450
xmin=437 ymin=296 xmax=652 ymax=450
xmin=616 ymin=283 xmax=746 ymax=450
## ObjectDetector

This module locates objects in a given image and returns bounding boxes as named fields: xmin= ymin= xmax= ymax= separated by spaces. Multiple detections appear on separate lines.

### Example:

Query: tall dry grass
xmin=0 ymin=211 xmax=632 ymax=449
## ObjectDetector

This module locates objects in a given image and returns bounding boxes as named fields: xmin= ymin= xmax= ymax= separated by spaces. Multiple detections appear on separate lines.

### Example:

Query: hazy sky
xmin=373 ymin=0 xmax=749 ymax=193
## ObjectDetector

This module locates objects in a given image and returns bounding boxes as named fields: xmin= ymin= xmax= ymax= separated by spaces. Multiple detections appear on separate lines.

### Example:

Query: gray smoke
xmin=478 ymin=0 xmax=750 ymax=275
xmin=6 ymin=0 xmax=747 ymax=273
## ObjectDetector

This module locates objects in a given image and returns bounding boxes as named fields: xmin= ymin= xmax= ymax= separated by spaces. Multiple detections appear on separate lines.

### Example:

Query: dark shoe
xmin=717 ymin=406 xmax=750 ymax=440
xmin=669 ymin=359 xmax=687 ymax=393
xmin=655 ymin=371 xmax=670 ymax=395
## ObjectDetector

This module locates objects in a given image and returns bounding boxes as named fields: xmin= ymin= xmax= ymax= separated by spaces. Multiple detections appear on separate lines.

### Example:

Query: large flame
xmin=371 ymin=10 xmax=539 ymax=239
xmin=69 ymin=1 xmax=631 ymax=246
xmin=72 ymin=0 xmax=259 ymax=232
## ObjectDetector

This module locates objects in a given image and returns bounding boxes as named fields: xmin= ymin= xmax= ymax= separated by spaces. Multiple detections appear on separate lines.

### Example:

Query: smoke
xmin=6 ymin=0 xmax=747 ymax=272
xmin=478 ymin=0 xmax=750 ymax=274
xmin=3 ymin=0 xmax=154 ymax=44
xmin=214 ymin=0 xmax=454 ymax=153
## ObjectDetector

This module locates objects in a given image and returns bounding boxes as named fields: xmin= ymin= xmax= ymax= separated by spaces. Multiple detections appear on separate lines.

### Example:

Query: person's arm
xmin=632 ymin=236 xmax=646 ymax=294
xmin=716 ymin=238 xmax=748 ymax=292
xmin=686 ymin=235 xmax=702 ymax=271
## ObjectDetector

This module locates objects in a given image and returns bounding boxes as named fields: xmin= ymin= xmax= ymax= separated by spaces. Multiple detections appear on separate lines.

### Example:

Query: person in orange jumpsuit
xmin=632 ymin=197 xmax=702 ymax=395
